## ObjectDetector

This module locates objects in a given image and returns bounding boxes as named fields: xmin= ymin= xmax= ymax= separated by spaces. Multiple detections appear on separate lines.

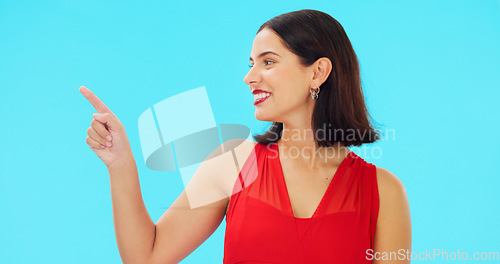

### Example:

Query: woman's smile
xmin=254 ymin=92 xmax=272 ymax=105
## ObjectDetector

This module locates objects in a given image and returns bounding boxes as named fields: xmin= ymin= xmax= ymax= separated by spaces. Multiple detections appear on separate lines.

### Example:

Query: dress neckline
xmin=273 ymin=142 xmax=354 ymax=219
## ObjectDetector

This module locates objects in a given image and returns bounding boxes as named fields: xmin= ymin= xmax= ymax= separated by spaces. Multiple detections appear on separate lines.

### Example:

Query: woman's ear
xmin=311 ymin=57 xmax=332 ymax=86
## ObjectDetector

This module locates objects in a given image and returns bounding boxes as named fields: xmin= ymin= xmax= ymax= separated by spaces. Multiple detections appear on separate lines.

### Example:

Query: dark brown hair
xmin=252 ymin=9 xmax=381 ymax=148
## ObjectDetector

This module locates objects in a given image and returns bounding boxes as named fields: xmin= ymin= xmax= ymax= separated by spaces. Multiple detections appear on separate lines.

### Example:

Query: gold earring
xmin=310 ymin=85 xmax=320 ymax=100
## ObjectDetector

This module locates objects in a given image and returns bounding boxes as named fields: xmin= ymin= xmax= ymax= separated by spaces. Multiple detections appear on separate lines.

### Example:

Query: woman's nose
xmin=243 ymin=66 xmax=259 ymax=86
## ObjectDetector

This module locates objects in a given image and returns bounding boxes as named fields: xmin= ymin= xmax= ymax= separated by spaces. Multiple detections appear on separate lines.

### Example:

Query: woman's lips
xmin=254 ymin=94 xmax=271 ymax=105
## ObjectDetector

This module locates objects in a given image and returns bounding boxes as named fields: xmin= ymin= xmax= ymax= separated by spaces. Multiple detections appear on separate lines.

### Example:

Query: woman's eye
xmin=248 ymin=60 xmax=274 ymax=68
xmin=265 ymin=60 xmax=274 ymax=66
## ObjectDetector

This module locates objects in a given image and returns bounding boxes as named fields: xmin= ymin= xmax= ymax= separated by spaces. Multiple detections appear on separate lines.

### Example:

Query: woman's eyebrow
xmin=249 ymin=51 xmax=281 ymax=61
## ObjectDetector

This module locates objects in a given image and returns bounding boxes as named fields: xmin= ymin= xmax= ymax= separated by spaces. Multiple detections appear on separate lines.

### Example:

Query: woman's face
xmin=244 ymin=28 xmax=315 ymax=123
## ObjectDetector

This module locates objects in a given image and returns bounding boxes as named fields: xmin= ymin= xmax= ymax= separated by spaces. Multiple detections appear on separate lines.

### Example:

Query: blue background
xmin=1 ymin=0 xmax=499 ymax=263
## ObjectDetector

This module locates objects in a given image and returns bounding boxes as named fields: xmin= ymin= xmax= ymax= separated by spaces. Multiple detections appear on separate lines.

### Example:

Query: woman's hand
xmin=80 ymin=86 xmax=134 ymax=169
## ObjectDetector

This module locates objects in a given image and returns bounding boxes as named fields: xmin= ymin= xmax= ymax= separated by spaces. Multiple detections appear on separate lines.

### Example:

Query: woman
xmin=81 ymin=9 xmax=411 ymax=264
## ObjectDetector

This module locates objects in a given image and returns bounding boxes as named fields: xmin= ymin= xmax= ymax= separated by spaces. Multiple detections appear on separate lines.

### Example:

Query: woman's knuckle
xmin=88 ymin=128 xmax=96 ymax=137
xmin=90 ymin=133 xmax=100 ymax=142
xmin=86 ymin=135 xmax=97 ymax=145
xmin=96 ymin=137 xmax=105 ymax=144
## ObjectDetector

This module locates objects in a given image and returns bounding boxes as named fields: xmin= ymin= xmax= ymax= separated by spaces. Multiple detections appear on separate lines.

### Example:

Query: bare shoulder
xmin=218 ymin=139 xmax=259 ymax=195
xmin=194 ymin=138 xmax=258 ymax=191
xmin=374 ymin=166 xmax=411 ymax=229
xmin=182 ymin=138 xmax=258 ymax=209
xmin=149 ymin=139 xmax=259 ymax=263
xmin=375 ymin=166 xmax=408 ymax=199
xmin=373 ymin=166 xmax=412 ymax=259
xmin=221 ymin=138 xmax=258 ymax=155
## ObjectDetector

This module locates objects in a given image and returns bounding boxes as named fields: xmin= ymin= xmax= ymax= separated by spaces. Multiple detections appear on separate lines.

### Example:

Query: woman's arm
xmin=81 ymin=85 xmax=157 ymax=264
xmin=108 ymin=139 xmax=256 ymax=264
xmin=107 ymin=156 xmax=156 ymax=264
xmin=80 ymin=86 xmax=256 ymax=264
xmin=372 ymin=167 xmax=412 ymax=263
xmin=146 ymin=139 xmax=257 ymax=264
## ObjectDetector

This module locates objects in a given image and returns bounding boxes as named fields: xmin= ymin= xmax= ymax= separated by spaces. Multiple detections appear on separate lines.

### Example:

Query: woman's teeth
xmin=254 ymin=92 xmax=271 ymax=101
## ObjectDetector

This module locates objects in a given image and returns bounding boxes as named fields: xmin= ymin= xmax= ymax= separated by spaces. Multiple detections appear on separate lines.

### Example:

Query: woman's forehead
xmin=250 ymin=29 xmax=287 ymax=59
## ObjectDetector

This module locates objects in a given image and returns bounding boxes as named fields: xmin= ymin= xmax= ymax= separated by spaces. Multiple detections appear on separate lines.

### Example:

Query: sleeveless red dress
xmin=223 ymin=142 xmax=379 ymax=263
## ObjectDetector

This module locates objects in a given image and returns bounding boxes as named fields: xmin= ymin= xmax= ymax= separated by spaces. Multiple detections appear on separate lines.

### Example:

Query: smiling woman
xmin=228 ymin=9 xmax=411 ymax=263
xmin=247 ymin=12 xmax=380 ymax=148
xmin=81 ymin=8 xmax=410 ymax=264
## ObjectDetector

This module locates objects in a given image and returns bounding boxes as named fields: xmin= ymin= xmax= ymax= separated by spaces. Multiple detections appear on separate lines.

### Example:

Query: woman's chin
xmin=255 ymin=111 xmax=277 ymax=122
xmin=255 ymin=116 xmax=269 ymax=122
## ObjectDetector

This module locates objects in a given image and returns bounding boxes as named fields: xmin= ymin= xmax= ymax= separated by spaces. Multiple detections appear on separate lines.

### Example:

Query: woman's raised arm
xmin=80 ymin=85 xmax=256 ymax=264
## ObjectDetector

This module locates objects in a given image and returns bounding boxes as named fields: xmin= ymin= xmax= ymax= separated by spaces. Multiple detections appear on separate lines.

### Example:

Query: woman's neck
xmin=278 ymin=123 xmax=350 ymax=170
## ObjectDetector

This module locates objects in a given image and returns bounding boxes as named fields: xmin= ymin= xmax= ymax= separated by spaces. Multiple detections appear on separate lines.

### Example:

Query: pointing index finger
xmin=79 ymin=86 xmax=115 ymax=115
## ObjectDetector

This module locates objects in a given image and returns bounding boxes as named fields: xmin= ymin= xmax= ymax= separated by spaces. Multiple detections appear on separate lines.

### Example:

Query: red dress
xmin=223 ymin=142 xmax=379 ymax=264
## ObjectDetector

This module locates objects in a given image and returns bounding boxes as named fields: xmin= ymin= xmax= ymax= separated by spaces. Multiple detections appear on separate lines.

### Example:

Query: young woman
xmin=81 ymin=9 xmax=411 ymax=264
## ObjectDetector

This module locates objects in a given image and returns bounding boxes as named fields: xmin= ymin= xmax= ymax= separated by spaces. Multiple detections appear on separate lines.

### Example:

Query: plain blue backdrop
xmin=1 ymin=0 xmax=499 ymax=263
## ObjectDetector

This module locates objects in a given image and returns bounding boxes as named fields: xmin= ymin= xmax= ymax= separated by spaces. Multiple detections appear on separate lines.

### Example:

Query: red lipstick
xmin=253 ymin=94 xmax=271 ymax=105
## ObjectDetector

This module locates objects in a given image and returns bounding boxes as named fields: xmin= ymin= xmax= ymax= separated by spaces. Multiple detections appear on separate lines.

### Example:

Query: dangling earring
xmin=310 ymin=85 xmax=320 ymax=100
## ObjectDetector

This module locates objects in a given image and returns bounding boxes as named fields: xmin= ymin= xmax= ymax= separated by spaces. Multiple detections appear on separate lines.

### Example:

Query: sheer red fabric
xmin=223 ymin=142 xmax=379 ymax=263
